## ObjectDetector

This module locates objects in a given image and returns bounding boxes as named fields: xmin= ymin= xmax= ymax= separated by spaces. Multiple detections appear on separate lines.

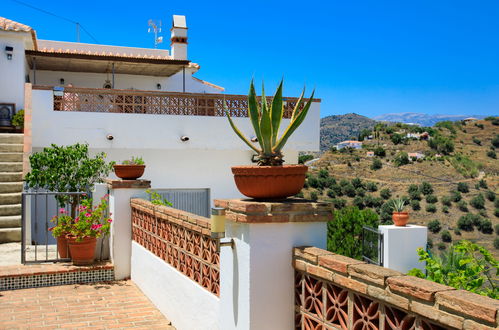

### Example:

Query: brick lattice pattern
xmin=131 ymin=199 xmax=220 ymax=296
xmin=294 ymin=246 xmax=499 ymax=329
xmin=48 ymin=87 xmax=318 ymax=117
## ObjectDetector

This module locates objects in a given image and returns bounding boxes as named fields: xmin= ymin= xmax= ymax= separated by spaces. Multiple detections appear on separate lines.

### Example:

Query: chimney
xmin=171 ymin=15 xmax=187 ymax=60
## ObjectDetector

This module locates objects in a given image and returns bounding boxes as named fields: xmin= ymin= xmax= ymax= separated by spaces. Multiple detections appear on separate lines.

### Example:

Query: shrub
xmin=420 ymin=182 xmax=434 ymax=195
xmin=428 ymin=220 xmax=441 ymax=233
xmin=457 ymin=182 xmax=469 ymax=193
xmin=427 ymin=238 xmax=433 ymax=249
xmin=11 ymin=109 xmax=24 ymax=128
xmin=428 ymin=135 xmax=454 ymax=154
xmin=371 ymin=158 xmax=382 ymax=170
xmin=355 ymin=187 xmax=366 ymax=197
xmin=426 ymin=204 xmax=437 ymax=213
xmin=339 ymin=179 xmax=350 ymax=187
xmin=478 ymin=179 xmax=488 ymax=189
xmin=470 ymin=194 xmax=485 ymax=210
xmin=327 ymin=207 xmax=379 ymax=260
xmin=380 ymin=188 xmax=391 ymax=200
xmin=479 ymin=209 xmax=488 ymax=218
xmin=437 ymin=243 xmax=446 ymax=250
xmin=454 ymin=228 xmax=461 ymax=236
xmin=374 ymin=146 xmax=386 ymax=157
xmin=393 ymin=152 xmax=410 ymax=167
xmin=342 ymin=183 xmax=356 ymax=197
xmin=318 ymin=168 xmax=329 ymax=179
xmin=451 ymin=190 xmax=462 ymax=202
xmin=475 ymin=123 xmax=484 ymax=129
xmin=441 ymin=196 xmax=452 ymax=206
xmin=492 ymin=134 xmax=499 ymax=148
xmin=329 ymin=184 xmax=343 ymax=197
xmin=353 ymin=196 xmax=365 ymax=209
xmin=391 ymin=133 xmax=404 ymax=145
xmin=472 ymin=137 xmax=481 ymax=145
xmin=298 ymin=154 xmax=314 ymax=164
xmin=441 ymin=230 xmax=452 ymax=242
xmin=331 ymin=198 xmax=347 ymax=209
xmin=496 ymin=208 xmax=499 ymax=218
xmin=426 ymin=195 xmax=438 ymax=204
xmin=442 ymin=205 xmax=449 ymax=213
xmin=326 ymin=189 xmax=336 ymax=198
xmin=308 ymin=176 xmax=319 ymax=189
xmin=450 ymin=155 xmax=481 ymax=178
xmin=495 ymin=238 xmax=499 ymax=249
xmin=496 ymin=199 xmax=499 ymax=208
xmin=457 ymin=213 xmax=479 ymax=231
xmin=478 ymin=219 xmax=493 ymax=234
xmin=487 ymin=150 xmax=497 ymax=159
xmin=408 ymin=184 xmax=419 ymax=194
xmin=366 ymin=182 xmax=378 ymax=192
xmin=351 ymin=177 xmax=364 ymax=189
xmin=495 ymin=223 xmax=499 ymax=235
xmin=295 ymin=191 xmax=304 ymax=198
xmin=319 ymin=176 xmax=336 ymax=190
xmin=411 ymin=200 xmax=421 ymax=211
xmin=458 ymin=200 xmax=468 ymax=212
xmin=372 ymin=197 xmax=384 ymax=208
xmin=310 ymin=191 xmax=318 ymax=201
xmin=363 ymin=195 xmax=376 ymax=207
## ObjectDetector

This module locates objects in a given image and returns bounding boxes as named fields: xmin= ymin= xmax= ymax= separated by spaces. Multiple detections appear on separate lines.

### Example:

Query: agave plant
xmin=390 ymin=198 xmax=407 ymax=213
xmin=226 ymin=80 xmax=315 ymax=166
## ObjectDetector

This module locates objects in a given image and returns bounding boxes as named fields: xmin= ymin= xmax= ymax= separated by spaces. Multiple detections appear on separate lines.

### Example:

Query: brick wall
xmin=293 ymin=246 xmax=499 ymax=329
xmin=130 ymin=198 xmax=219 ymax=296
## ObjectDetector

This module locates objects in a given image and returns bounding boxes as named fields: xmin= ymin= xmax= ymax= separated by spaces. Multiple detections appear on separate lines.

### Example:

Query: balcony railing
xmin=33 ymin=86 xmax=320 ymax=118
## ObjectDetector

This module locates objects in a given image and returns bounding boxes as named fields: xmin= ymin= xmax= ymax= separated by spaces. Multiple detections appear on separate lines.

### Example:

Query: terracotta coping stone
xmin=214 ymin=198 xmax=333 ymax=224
xmin=387 ymin=275 xmax=455 ymax=302
xmin=435 ymin=289 xmax=499 ymax=325
xmin=294 ymin=246 xmax=333 ymax=264
xmin=106 ymin=179 xmax=151 ymax=189
xmin=318 ymin=253 xmax=365 ymax=274
xmin=348 ymin=263 xmax=403 ymax=287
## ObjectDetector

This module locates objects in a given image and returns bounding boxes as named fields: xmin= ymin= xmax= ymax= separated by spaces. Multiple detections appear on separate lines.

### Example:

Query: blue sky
xmin=4 ymin=0 xmax=499 ymax=118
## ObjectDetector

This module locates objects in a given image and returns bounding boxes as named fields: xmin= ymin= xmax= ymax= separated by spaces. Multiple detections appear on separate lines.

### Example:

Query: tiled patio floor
xmin=0 ymin=280 xmax=175 ymax=329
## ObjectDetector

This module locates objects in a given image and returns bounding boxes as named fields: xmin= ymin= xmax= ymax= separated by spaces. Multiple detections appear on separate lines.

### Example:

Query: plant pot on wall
xmin=392 ymin=212 xmax=409 ymax=226
xmin=113 ymin=164 xmax=145 ymax=180
xmin=67 ymin=236 xmax=97 ymax=265
xmin=232 ymin=165 xmax=308 ymax=200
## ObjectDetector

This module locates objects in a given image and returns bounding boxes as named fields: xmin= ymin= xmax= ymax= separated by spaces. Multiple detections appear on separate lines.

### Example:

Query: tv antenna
xmin=148 ymin=19 xmax=163 ymax=48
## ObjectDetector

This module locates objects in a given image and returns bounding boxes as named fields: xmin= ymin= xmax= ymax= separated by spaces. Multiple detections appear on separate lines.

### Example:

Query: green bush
xmin=391 ymin=133 xmax=404 ymax=145
xmin=380 ymin=188 xmax=391 ymax=200
xmin=441 ymin=196 xmax=452 ymax=206
xmin=428 ymin=219 xmax=441 ymax=233
xmin=353 ymin=196 xmax=365 ymax=209
xmin=454 ymin=228 xmax=461 ymax=236
xmin=495 ymin=238 xmax=499 ymax=249
xmin=308 ymin=176 xmax=319 ymax=188
xmin=458 ymin=200 xmax=468 ymax=212
xmin=351 ymin=177 xmax=364 ymax=189
xmin=411 ymin=200 xmax=421 ymax=211
xmin=326 ymin=188 xmax=336 ymax=198
xmin=408 ymin=184 xmax=419 ymax=194
xmin=450 ymin=155 xmax=481 ymax=178
xmin=327 ymin=206 xmax=379 ymax=260
xmin=451 ymin=190 xmax=462 ymax=202
xmin=486 ymin=150 xmax=497 ymax=159
xmin=295 ymin=191 xmax=304 ymax=198
xmin=426 ymin=204 xmax=437 ymax=213
xmin=442 ymin=205 xmax=449 ymax=213
xmin=457 ymin=213 xmax=478 ymax=231
xmin=374 ymin=146 xmax=386 ymax=157
xmin=492 ymin=134 xmax=499 ymax=148
xmin=437 ymin=243 xmax=446 ymax=250
xmin=457 ymin=182 xmax=469 ymax=193
xmin=470 ymin=194 xmax=485 ymax=210
xmin=441 ymin=230 xmax=452 ymax=242
xmin=355 ymin=187 xmax=366 ymax=197
xmin=420 ymin=181 xmax=434 ymax=195
xmin=298 ymin=154 xmax=314 ymax=164
xmin=318 ymin=168 xmax=329 ymax=179
xmin=366 ymin=182 xmax=378 ymax=192
xmin=472 ymin=137 xmax=481 ymax=145
xmin=409 ymin=190 xmax=422 ymax=201
xmin=496 ymin=208 xmax=499 ymax=218
xmin=485 ymin=190 xmax=496 ymax=202
xmin=319 ymin=176 xmax=336 ymax=190
xmin=339 ymin=179 xmax=350 ymax=187
xmin=11 ymin=109 xmax=24 ymax=128
xmin=393 ymin=152 xmax=410 ymax=167
xmin=478 ymin=219 xmax=493 ymax=234
xmin=329 ymin=184 xmax=343 ymax=197
xmin=428 ymin=135 xmax=455 ymax=155
xmin=371 ymin=158 xmax=382 ymax=170
xmin=427 ymin=238 xmax=434 ymax=249
xmin=331 ymin=198 xmax=347 ymax=209
xmin=426 ymin=195 xmax=438 ymax=204
xmin=495 ymin=224 xmax=499 ymax=235
xmin=310 ymin=191 xmax=318 ymax=201
xmin=342 ymin=183 xmax=356 ymax=197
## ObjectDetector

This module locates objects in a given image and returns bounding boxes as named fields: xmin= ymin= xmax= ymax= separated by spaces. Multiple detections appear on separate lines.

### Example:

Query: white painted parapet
xmin=379 ymin=224 xmax=427 ymax=273
xmin=107 ymin=179 xmax=151 ymax=280
xmin=214 ymin=199 xmax=332 ymax=330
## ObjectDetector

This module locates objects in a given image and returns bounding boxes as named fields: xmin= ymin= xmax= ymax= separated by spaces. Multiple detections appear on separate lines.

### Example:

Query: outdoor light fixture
xmin=180 ymin=136 xmax=189 ymax=142
xmin=106 ymin=134 xmax=114 ymax=141
xmin=250 ymin=136 xmax=258 ymax=143
xmin=53 ymin=86 xmax=64 ymax=97
xmin=59 ymin=78 xmax=65 ymax=85
xmin=156 ymin=83 xmax=162 ymax=90
xmin=5 ymin=46 xmax=13 ymax=60
xmin=210 ymin=207 xmax=233 ymax=252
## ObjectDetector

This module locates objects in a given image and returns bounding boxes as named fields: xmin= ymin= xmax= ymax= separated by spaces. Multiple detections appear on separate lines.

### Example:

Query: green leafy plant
xmin=226 ymin=80 xmax=314 ymax=166
xmin=380 ymin=188 xmax=391 ymax=200
xmin=11 ymin=109 xmax=24 ymax=128
xmin=122 ymin=156 xmax=145 ymax=165
xmin=408 ymin=241 xmax=498 ymax=299
xmin=146 ymin=189 xmax=172 ymax=207
xmin=428 ymin=219 xmax=441 ymax=233
xmin=457 ymin=182 xmax=469 ymax=193
xmin=426 ymin=204 xmax=437 ymax=213
xmin=420 ymin=181 xmax=434 ymax=195
xmin=370 ymin=158 xmax=382 ymax=170
xmin=441 ymin=230 xmax=452 ymax=242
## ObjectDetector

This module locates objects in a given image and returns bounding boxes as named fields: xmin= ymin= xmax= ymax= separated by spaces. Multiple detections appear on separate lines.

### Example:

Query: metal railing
xmin=21 ymin=190 xmax=91 ymax=264
xmin=361 ymin=226 xmax=384 ymax=266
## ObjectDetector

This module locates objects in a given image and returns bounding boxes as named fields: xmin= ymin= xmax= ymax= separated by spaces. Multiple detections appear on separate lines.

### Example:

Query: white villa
xmin=0 ymin=15 xmax=321 ymax=201
xmin=335 ymin=140 xmax=362 ymax=150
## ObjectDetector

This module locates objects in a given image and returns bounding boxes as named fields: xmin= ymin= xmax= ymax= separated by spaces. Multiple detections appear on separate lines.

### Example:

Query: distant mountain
xmin=320 ymin=113 xmax=376 ymax=151
xmin=373 ymin=112 xmax=488 ymax=126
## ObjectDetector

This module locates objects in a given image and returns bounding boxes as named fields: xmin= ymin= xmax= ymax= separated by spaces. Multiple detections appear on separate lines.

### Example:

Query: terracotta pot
xmin=57 ymin=235 xmax=71 ymax=259
xmin=231 ymin=165 xmax=308 ymax=200
xmin=113 ymin=164 xmax=145 ymax=180
xmin=392 ymin=212 xmax=409 ymax=226
xmin=67 ymin=236 xmax=97 ymax=265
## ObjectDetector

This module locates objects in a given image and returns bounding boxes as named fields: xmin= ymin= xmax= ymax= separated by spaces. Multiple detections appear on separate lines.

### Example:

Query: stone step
xmin=0 ymin=172 xmax=23 ymax=182
xmin=0 ymin=153 xmax=22 ymax=162
xmin=0 ymin=215 xmax=21 ymax=228
xmin=0 ymin=134 xmax=23 ymax=144
xmin=0 ymin=182 xmax=23 ymax=193
xmin=0 ymin=162 xmax=23 ymax=172
xmin=0 ymin=144 xmax=23 ymax=152
xmin=0 ymin=204 xmax=21 ymax=216
xmin=0 ymin=227 xmax=21 ymax=243
xmin=0 ymin=193 xmax=21 ymax=204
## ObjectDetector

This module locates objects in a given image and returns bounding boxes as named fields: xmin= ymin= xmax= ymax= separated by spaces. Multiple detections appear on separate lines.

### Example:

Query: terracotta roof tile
xmin=0 ymin=16 xmax=32 ymax=32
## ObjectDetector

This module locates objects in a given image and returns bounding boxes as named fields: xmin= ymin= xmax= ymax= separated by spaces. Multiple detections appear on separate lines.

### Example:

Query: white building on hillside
xmin=335 ymin=140 xmax=362 ymax=150
xmin=0 ymin=15 xmax=321 ymax=202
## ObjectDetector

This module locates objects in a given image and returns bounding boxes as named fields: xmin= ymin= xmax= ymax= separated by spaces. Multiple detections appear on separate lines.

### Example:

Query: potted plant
xmin=64 ymin=197 xmax=112 ymax=265
xmin=49 ymin=208 xmax=73 ymax=258
xmin=226 ymin=80 xmax=315 ymax=199
xmin=113 ymin=156 xmax=146 ymax=180
xmin=391 ymin=198 xmax=409 ymax=226
xmin=11 ymin=109 xmax=24 ymax=132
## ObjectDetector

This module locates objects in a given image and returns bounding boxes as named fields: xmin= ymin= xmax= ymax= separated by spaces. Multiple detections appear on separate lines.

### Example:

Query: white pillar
xmin=379 ymin=224 xmax=427 ymax=273
xmin=215 ymin=199 xmax=331 ymax=330
xmin=108 ymin=180 xmax=150 ymax=280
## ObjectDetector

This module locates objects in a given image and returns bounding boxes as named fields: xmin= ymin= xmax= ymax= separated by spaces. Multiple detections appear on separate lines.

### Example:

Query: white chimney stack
xmin=171 ymin=15 xmax=187 ymax=60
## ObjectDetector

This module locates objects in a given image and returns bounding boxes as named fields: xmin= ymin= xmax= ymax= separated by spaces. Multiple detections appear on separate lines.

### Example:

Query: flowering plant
xmin=49 ymin=196 xmax=112 ymax=242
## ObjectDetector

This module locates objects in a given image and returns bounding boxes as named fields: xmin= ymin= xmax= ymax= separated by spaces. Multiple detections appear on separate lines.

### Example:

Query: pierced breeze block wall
xmin=130 ymin=198 xmax=220 ymax=296
xmin=293 ymin=246 xmax=499 ymax=330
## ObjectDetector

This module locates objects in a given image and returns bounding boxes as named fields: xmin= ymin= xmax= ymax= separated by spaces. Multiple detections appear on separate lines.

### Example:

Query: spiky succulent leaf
xmin=248 ymin=81 xmax=263 ymax=149
xmin=270 ymin=80 xmax=284 ymax=146
xmin=291 ymin=89 xmax=305 ymax=122
xmin=225 ymin=108 xmax=260 ymax=153
xmin=259 ymin=86 xmax=272 ymax=154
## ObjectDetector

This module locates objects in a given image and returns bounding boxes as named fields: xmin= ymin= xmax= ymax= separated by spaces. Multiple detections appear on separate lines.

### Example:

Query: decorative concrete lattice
xmin=131 ymin=199 xmax=220 ymax=296
xmin=50 ymin=87 xmax=314 ymax=118
xmin=0 ymin=268 xmax=114 ymax=291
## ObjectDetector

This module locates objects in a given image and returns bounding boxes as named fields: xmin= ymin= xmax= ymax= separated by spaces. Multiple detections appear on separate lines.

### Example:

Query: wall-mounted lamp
xmin=156 ymin=83 xmax=162 ymax=90
xmin=53 ymin=86 xmax=64 ymax=97
xmin=5 ymin=46 xmax=13 ymax=60
xmin=59 ymin=78 xmax=65 ymax=85
xmin=211 ymin=207 xmax=233 ymax=252
xmin=180 ymin=136 xmax=189 ymax=142
xmin=250 ymin=136 xmax=258 ymax=143
xmin=106 ymin=134 xmax=114 ymax=141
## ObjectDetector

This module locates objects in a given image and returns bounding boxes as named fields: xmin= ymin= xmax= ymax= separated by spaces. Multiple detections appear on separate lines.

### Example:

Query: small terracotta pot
xmin=392 ymin=212 xmax=409 ymax=226
xmin=231 ymin=165 xmax=308 ymax=200
xmin=113 ymin=164 xmax=145 ymax=180
xmin=56 ymin=235 xmax=71 ymax=259
xmin=67 ymin=236 xmax=97 ymax=265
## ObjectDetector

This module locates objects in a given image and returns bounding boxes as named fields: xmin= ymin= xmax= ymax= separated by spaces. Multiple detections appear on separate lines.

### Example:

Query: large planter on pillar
xmin=390 ymin=198 xmax=409 ymax=226
xmin=226 ymin=80 xmax=315 ymax=199
xmin=113 ymin=157 xmax=146 ymax=180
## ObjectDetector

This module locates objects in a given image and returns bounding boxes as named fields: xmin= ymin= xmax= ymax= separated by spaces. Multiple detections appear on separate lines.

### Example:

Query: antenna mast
xmin=148 ymin=19 xmax=163 ymax=48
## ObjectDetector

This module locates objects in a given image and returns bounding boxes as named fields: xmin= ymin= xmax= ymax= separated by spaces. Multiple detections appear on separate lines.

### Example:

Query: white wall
xmin=131 ymin=241 xmax=219 ymax=330
xmin=30 ymin=89 xmax=320 ymax=200
xmin=0 ymin=31 xmax=28 ymax=111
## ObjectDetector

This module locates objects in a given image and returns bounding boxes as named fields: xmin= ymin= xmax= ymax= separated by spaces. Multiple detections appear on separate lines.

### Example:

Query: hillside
xmin=303 ymin=117 xmax=499 ymax=258
xmin=320 ymin=113 xmax=376 ymax=151
xmin=373 ymin=112 xmax=487 ymax=126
